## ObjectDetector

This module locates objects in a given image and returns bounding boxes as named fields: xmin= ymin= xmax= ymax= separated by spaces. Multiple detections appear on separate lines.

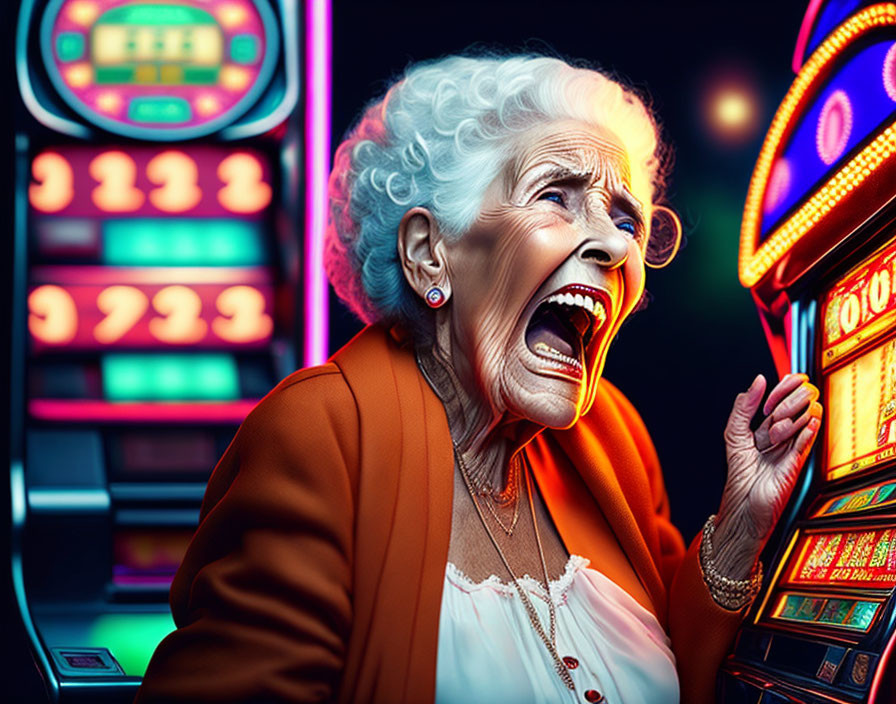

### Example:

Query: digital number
xmin=94 ymin=286 xmax=149 ymax=344
xmin=29 ymin=285 xmax=78 ymax=345
xmin=213 ymin=285 xmax=273 ymax=343
xmin=29 ymin=152 xmax=75 ymax=213
xmin=89 ymin=151 xmax=145 ymax=212
xmin=147 ymin=151 xmax=203 ymax=213
xmin=31 ymin=151 xmax=271 ymax=214
xmin=217 ymin=153 xmax=272 ymax=214
xmin=149 ymin=286 xmax=208 ymax=344
xmin=839 ymin=293 xmax=860 ymax=335
xmin=869 ymin=269 xmax=891 ymax=316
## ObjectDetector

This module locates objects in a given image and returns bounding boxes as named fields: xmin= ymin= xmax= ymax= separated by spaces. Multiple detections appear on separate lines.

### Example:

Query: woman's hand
xmin=712 ymin=373 xmax=823 ymax=580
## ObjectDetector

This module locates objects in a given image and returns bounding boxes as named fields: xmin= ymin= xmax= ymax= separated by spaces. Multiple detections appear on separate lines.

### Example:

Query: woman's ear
xmin=397 ymin=207 xmax=452 ymax=304
xmin=645 ymin=205 xmax=683 ymax=269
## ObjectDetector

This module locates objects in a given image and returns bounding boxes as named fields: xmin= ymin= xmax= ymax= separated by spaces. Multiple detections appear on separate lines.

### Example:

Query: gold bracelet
xmin=699 ymin=514 xmax=763 ymax=611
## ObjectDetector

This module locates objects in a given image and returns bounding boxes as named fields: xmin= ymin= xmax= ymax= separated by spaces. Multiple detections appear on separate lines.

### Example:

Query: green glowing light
xmin=103 ymin=354 xmax=239 ymax=401
xmin=89 ymin=613 xmax=175 ymax=676
xmin=97 ymin=5 xmax=216 ymax=26
xmin=56 ymin=33 xmax=85 ymax=62
xmin=103 ymin=220 xmax=265 ymax=266
xmin=128 ymin=97 xmax=192 ymax=124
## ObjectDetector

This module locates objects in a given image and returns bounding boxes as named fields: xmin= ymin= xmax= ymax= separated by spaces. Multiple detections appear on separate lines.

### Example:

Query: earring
xmin=424 ymin=284 xmax=447 ymax=308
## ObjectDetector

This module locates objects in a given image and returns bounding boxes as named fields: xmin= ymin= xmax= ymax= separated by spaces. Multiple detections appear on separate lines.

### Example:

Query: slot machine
xmin=10 ymin=1 xmax=330 ymax=701
xmin=718 ymin=2 xmax=896 ymax=702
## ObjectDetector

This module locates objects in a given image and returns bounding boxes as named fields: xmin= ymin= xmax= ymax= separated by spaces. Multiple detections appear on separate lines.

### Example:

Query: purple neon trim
xmin=304 ymin=0 xmax=332 ymax=366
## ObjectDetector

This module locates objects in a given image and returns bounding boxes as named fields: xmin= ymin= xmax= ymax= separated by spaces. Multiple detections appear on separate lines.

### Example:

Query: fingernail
xmin=809 ymin=417 xmax=820 ymax=431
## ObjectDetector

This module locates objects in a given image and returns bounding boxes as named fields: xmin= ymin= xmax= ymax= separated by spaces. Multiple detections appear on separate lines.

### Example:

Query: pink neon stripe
xmin=31 ymin=265 xmax=271 ymax=285
xmin=304 ymin=0 xmax=332 ymax=367
xmin=29 ymin=399 xmax=260 ymax=423
xmin=793 ymin=0 xmax=825 ymax=73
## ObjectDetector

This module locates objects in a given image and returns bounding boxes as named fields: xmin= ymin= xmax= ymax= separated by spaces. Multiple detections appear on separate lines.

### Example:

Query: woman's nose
xmin=575 ymin=223 xmax=630 ymax=270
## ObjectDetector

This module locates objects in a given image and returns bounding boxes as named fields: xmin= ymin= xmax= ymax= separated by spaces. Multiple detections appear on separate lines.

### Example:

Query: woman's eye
xmin=616 ymin=220 xmax=637 ymax=236
xmin=538 ymin=191 xmax=566 ymax=207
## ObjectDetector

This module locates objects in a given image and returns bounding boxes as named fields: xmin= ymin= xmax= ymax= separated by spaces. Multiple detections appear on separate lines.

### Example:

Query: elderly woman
xmin=136 ymin=55 xmax=822 ymax=704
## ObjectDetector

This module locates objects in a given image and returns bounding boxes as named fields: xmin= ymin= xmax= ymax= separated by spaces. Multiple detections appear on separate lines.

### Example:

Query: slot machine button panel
xmin=50 ymin=647 xmax=123 ymax=677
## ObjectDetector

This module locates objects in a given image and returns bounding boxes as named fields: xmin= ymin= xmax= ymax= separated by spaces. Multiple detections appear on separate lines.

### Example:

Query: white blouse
xmin=435 ymin=555 xmax=679 ymax=704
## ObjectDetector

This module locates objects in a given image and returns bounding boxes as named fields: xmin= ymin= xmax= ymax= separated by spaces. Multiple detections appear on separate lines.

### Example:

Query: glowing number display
xmin=94 ymin=286 xmax=150 ymax=344
xmin=212 ymin=285 xmax=273 ymax=342
xmin=29 ymin=149 xmax=271 ymax=216
xmin=149 ymin=286 xmax=208 ymax=344
xmin=89 ymin=151 xmax=145 ymax=212
xmin=821 ymin=239 xmax=896 ymax=367
xmin=785 ymin=528 xmax=896 ymax=588
xmin=29 ymin=285 xmax=78 ymax=344
xmin=29 ymin=152 xmax=75 ymax=213
xmin=217 ymin=153 xmax=272 ymax=213
xmin=147 ymin=151 xmax=203 ymax=213
xmin=29 ymin=282 xmax=273 ymax=350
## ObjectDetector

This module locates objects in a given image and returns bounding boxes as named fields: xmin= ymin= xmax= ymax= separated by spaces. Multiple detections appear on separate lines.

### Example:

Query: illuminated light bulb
xmin=65 ymin=63 xmax=93 ymax=88
xmin=66 ymin=0 xmax=99 ymax=26
xmin=95 ymin=92 xmax=121 ymax=114
xmin=216 ymin=3 xmax=249 ymax=29
xmin=195 ymin=95 xmax=221 ymax=117
xmin=219 ymin=65 xmax=251 ymax=91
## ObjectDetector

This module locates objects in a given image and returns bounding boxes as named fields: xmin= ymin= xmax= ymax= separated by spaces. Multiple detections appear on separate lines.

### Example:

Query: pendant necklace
xmin=455 ymin=446 xmax=576 ymax=691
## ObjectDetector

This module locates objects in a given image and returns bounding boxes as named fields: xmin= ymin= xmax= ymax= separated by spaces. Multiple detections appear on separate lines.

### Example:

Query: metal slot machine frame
xmin=10 ymin=1 xmax=331 ymax=701
xmin=719 ymin=2 xmax=896 ymax=702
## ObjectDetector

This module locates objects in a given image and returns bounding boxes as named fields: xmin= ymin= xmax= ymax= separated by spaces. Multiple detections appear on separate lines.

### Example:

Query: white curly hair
xmin=326 ymin=54 xmax=668 ymax=328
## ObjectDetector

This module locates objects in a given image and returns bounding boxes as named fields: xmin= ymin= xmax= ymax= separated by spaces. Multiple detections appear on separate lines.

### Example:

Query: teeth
xmin=544 ymin=290 xmax=608 ymax=322
xmin=533 ymin=341 xmax=583 ymax=370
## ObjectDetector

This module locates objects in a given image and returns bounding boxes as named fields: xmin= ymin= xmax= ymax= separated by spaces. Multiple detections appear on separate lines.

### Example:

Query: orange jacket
xmin=135 ymin=325 xmax=744 ymax=703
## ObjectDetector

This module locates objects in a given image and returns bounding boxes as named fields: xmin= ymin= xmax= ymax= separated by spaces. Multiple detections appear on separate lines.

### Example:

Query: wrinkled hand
xmin=713 ymin=373 xmax=823 ymax=578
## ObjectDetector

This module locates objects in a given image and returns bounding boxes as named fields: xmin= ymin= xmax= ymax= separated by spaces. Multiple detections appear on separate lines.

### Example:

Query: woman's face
xmin=442 ymin=119 xmax=648 ymax=429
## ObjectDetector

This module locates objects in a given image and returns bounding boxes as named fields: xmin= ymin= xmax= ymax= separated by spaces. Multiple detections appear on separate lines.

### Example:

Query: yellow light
xmin=195 ymin=95 xmax=221 ymax=117
xmin=216 ymin=4 xmax=249 ymax=29
xmin=66 ymin=0 xmax=99 ymax=26
xmin=64 ymin=63 xmax=93 ymax=88
xmin=740 ymin=4 xmax=896 ymax=288
xmin=95 ymin=92 xmax=121 ymax=114
xmin=219 ymin=65 xmax=251 ymax=91
xmin=714 ymin=91 xmax=753 ymax=129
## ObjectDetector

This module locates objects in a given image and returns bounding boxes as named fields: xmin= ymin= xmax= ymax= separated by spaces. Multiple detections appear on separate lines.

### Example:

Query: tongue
xmin=525 ymin=306 xmax=577 ymax=358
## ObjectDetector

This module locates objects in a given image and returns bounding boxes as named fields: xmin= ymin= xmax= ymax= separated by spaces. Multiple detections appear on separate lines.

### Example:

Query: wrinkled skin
xmin=401 ymin=118 xmax=822 ymax=580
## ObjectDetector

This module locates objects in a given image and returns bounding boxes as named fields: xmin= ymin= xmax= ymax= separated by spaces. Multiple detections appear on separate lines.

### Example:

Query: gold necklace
xmin=456 ymin=447 xmax=576 ymax=691
xmin=474 ymin=454 xmax=521 ymax=536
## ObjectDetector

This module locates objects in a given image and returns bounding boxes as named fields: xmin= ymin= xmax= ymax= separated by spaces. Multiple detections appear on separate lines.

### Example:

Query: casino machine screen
xmin=10 ymin=1 xmax=330 ymax=701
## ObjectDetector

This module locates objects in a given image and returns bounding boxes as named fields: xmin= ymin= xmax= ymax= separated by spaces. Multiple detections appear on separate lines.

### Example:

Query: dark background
xmin=327 ymin=0 xmax=808 ymax=543
xmin=3 ymin=0 xmax=812 ymax=699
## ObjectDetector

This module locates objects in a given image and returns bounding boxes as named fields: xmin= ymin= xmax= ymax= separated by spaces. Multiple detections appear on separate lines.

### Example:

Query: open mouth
xmin=524 ymin=284 xmax=609 ymax=380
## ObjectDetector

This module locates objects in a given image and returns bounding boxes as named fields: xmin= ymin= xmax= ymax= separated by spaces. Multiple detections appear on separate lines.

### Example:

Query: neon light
xmin=820 ymin=238 xmax=896 ymax=367
xmin=740 ymin=5 xmax=896 ymax=288
xmin=792 ymin=0 xmax=825 ymax=72
xmin=32 ymin=265 xmax=270 ymax=285
xmin=29 ymin=152 xmax=74 ymax=213
xmin=63 ymin=62 xmax=91 ymax=87
xmin=95 ymin=91 xmax=121 ymax=115
xmin=28 ymin=285 xmax=77 ymax=345
xmin=816 ymin=89 xmax=853 ymax=164
xmin=94 ymin=285 xmax=149 ymax=344
xmin=784 ymin=528 xmax=896 ymax=588
xmin=146 ymin=151 xmax=202 ymax=213
xmin=762 ymin=158 xmax=791 ymax=214
xmin=29 ymin=399 xmax=258 ymax=423
xmin=211 ymin=285 xmax=273 ymax=343
xmin=89 ymin=613 xmax=175 ymax=677
xmin=194 ymin=94 xmax=221 ymax=117
xmin=216 ymin=152 xmax=272 ymax=213
xmin=103 ymin=219 xmax=265 ymax=266
xmin=219 ymin=65 xmax=251 ymax=91
xmin=305 ymin=0 xmax=332 ymax=366
xmin=884 ymin=42 xmax=896 ymax=101
xmin=89 ymin=151 xmax=144 ymax=212
xmin=28 ymin=280 xmax=274 ymax=350
xmin=103 ymin=353 xmax=239 ymax=401
xmin=149 ymin=286 xmax=208 ymax=344
xmin=66 ymin=0 xmax=98 ymax=27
